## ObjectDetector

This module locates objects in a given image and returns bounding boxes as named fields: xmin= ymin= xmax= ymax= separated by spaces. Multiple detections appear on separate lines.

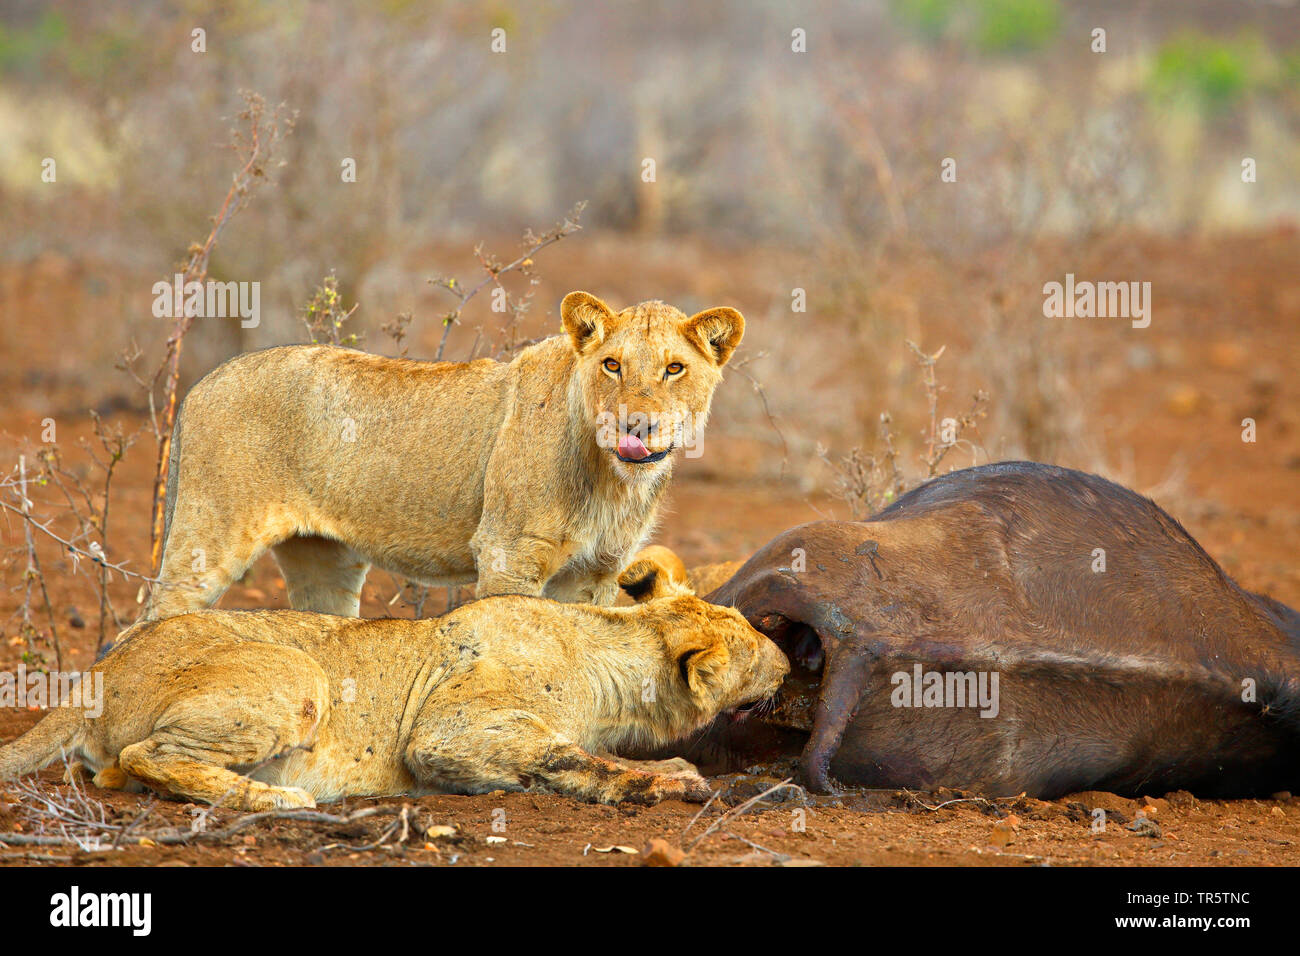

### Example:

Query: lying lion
xmin=0 ymin=593 xmax=787 ymax=808
xmin=143 ymin=291 xmax=744 ymax=620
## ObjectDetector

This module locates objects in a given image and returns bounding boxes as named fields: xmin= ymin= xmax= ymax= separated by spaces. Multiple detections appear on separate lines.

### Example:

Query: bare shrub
xmin=120 ymin=91 xmax=295 ymax=579
xmin=820 ymin=340 xmax=989 ymax=520
xmin=1 ymin=415 xmax=150 ymax=662
xmin=301 ymin=271 xmax=362 ymax=347
xmin=429 ymin=202 xmax=586 ymax=362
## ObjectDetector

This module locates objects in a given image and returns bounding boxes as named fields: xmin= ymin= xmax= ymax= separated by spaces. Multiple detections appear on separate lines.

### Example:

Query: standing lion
xmin=144 ymin=291 xmax=743 ymax=619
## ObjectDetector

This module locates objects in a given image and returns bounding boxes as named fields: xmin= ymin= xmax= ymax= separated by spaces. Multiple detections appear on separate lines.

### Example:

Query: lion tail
xmin=0 ymin=706 xmax=84 ymax=780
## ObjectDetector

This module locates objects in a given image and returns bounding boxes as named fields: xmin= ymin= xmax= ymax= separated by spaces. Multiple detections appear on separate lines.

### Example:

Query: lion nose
xmin=626 ymin=417 xmax=656 ymax=440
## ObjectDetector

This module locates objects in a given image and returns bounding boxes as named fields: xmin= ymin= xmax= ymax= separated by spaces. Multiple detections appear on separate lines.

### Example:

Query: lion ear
xmin=681 ymin=306 xmax=744 ymax=367
xmin=676 ymin=643 xmax=731 ymax=697
xmin=618 ymin=559 xmax=662 ymax=603
xmin=561 ymin=291 xmax=615 ymax=354
xmin=618 ymin=546 xmax=692 ymax=603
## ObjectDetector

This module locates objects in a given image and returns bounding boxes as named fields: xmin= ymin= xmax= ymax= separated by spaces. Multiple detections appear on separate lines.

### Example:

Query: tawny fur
xmin=619 ymin=545 xmax=741 ymax=603
xmin=0 ymin=596 xmax=787 ymax=808
xmin=144 ymin=292 xmax=744 ymax=620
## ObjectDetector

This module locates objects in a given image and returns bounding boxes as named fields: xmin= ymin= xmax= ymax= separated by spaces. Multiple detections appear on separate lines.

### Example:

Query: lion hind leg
xmin=144 ymin=510 xmax=271 ymax=622
xmin=272 ymin=535 xmax=370 ymax=616
xmin=117 ymin=644 xmax=330 ymax=809
xmin=119 ymin=738 xmax=315 ymax=810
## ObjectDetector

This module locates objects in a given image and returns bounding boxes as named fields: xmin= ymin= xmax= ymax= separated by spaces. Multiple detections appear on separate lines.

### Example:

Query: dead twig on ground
xmin=902 ymin=790 xmax=997 ymax=812
xmin=686 ymin=779 xmax=804 ymax=853
xmin=0 ymin=772 xmax=407 ymax=850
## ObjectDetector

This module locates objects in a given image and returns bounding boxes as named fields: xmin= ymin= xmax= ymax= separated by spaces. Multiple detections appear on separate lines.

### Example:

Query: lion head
xmin=561 ymin=291 xmax=744 ymax=482
xmin=653 ymin=595 xmax=789 ymax=732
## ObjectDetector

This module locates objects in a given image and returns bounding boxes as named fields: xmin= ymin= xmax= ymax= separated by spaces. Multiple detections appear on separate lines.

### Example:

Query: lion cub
xmin=0 ymin=594 xmax=788 ymax=808
xmin=144 ymin=291 xmax=744 ymax=620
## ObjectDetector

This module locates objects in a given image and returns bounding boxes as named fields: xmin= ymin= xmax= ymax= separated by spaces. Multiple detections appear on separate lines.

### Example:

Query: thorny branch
xmin=430 ymin=201 xmax=586 ymax=362
xmin=7 ymin=456 xmax=62 ymax=671
xmin=906 ymin=339 xmax=989 ymax=478
xmin=131 ymin=91 xmax=296 ymax=578
xmin=728 ymin=350 xmax=790 ymax=479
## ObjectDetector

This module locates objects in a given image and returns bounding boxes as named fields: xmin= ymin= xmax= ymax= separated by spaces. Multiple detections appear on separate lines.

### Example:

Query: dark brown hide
xmin=707 ymin=462 xmax=1300 ymax=798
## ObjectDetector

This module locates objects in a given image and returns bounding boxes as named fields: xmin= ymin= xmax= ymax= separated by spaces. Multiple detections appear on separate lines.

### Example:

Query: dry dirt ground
xmin=2 ymin=749 xmax=1298 ymax=867
xmin=0 ymin=230 xmax=1297 ymax=866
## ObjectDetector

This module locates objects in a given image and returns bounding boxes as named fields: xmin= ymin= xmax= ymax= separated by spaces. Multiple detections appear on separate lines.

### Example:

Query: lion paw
xmin=265 ymin=786 xmax=316 ymax=810
xmin=649 ymin=770 xmax=713 ymax=804
xmin=658 ymin=757 xmax=699 ymax=776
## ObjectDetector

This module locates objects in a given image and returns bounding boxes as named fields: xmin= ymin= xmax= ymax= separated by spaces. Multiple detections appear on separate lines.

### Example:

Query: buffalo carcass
xmin=697 ymin=462 xmax=1300 ymax=798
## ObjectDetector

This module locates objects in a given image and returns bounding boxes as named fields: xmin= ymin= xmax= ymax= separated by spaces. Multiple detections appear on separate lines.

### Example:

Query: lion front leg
xmin=603 ymin=755 xmax=702 ymax=777
xmin=543 ymin=566 xmax=622 ymax=605
xmin=533 ymin=745 xmax=713 ymax=805
xmin=470 ymin=532 xmax=559 ymax=598
xmin=406 ymin=714 xmax=712 ymax=805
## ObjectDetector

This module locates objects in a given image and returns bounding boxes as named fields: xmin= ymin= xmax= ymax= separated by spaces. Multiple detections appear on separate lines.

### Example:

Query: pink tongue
xmin=618 ymin=433 xmax=650 ymax=460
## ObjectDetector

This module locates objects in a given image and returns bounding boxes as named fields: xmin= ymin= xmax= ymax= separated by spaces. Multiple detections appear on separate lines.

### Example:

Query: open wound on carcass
xmin=756 ymin=613 xmax=822 ymax=733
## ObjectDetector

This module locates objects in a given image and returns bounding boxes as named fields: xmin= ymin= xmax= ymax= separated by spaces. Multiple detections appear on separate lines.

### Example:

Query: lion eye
xmin=665 ymin=362 xmax=683 ymax=375
xmin=603 ymin=358 xmax=621 ymax=374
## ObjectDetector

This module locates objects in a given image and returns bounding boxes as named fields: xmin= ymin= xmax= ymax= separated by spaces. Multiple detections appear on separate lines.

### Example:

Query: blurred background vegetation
xmin=1 ymin=0 xmax=1298 ymax=488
